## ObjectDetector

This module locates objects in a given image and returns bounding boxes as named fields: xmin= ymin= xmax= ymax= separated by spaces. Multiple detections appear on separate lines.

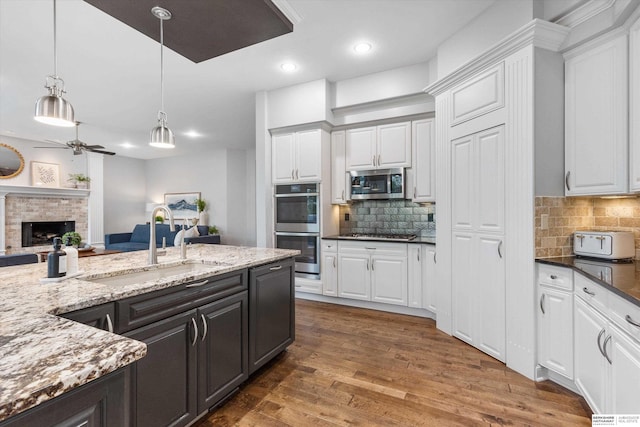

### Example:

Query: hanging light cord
xmin=53 ymin=0 xmax=57 ymax=78
xmin=159 ymin=16 xmax=165 ymax=119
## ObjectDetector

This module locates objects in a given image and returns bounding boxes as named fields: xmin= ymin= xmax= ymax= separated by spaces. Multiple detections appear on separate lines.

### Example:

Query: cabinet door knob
xmin=497 ymin=240 xmax=503 ymax=259
xmin=583 ymin=287 xmax=596 ymax=296
xmin=105 ymin=314 xmax=114 ymax=333
xmin=565 ymin=171 xmax=571 ymax=191
xmin=417 ymin=248 xmax=420 ymax=262
xmin=597 ymin=328 xmax=606 ymax=358
xmin=549 ymin=275 xmax=558 ymax=280
xmin=333 ymin=257 xmax=336 ymax=268
xmin=200 ymin=314 xmax=208 ymax=342
xmin=372 ymin=155 xmax=376 ymax=166
xmin=191 ymin=318 xmax=199 ymax=347
xmin=377 ymin=154 xmax=381 ymax=166
xmin=626 ymin=315 xmax=640 ymax=329
xmin=603 ymin=334 xmax=612 ymax=364
xmin=539 ymin=294 xmax=545 ymax=314
xmin=270 ymin=265 xmax=283 ymax=271
xmin=433 ymin=252 xmax=437 ymax=264
xmin=342 ymin=190 xmax=345 ymax=201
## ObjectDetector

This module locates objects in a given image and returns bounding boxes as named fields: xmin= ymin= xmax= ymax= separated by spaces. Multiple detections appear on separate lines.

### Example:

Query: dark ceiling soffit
xmin=83 ymin=0 xmax=294 ymax=63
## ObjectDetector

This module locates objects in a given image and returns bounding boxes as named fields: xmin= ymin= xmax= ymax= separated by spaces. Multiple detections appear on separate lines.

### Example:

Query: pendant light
xmin=34 ymin=0 xmax=75 ymax=127
xmin=149 ymin=6 xmax=175 ymax=148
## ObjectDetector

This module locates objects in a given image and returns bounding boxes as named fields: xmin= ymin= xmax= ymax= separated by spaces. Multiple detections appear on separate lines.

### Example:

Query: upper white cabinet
xmin=272 ymin=129 xmax=323 ymax=183
xmin=565 ymin=33 xmax=628 ymax=195
xmin=330 ymin=131 xmax=348 ymax=204
xmin=410 ymin=119 xmax=435 ymax=202
xmin=630 ymin=16 xmax=640 ymax=191
xmin=346 ymin=122 xmax=411 ymax=171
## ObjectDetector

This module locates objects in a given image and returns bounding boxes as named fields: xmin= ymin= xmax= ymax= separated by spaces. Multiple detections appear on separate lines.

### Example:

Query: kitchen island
xmin=0 ymin=244 xmax=297 ymax=425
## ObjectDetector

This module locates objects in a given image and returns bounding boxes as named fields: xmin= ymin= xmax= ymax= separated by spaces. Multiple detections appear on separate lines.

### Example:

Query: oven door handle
xmin=275 ymin=193 xmax=319 ymax=198
xmin=275 ymin=232 xmax=320 ymax=237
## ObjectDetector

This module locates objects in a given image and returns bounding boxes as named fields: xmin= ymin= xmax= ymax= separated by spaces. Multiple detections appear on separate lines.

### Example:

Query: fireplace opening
xmin=22 ymin=221 xmax=75 ymax=247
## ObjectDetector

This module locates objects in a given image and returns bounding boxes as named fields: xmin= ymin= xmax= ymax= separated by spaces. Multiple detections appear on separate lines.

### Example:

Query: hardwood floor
xmin=197 ymin=299 xmax=591 ymax=426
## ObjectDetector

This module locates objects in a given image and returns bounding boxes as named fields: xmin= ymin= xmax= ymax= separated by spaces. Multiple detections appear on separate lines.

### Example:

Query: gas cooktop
xmin=340 ymin=233 xmax=417 ymax=241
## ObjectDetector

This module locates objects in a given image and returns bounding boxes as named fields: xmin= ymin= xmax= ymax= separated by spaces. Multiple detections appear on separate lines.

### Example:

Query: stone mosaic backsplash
xmin=535 ymin=196 xmax=640 ymax=259
xmin=339 ymin=200 xmax=436 ymax=237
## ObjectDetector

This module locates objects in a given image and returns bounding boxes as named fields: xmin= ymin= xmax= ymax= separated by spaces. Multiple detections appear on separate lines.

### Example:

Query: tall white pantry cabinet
xmin=425 ymin=20 xmax=568 ymax=378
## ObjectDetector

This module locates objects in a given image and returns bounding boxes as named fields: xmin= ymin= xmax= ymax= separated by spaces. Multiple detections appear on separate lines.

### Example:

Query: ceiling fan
xmin=37 ymin=122 xmax=116 ymax=156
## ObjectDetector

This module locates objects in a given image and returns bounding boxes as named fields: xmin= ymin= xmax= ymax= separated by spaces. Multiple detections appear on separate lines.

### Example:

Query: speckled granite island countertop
xmin=0 ymin=244 xmax=298 ymax=422
xmin=537 ymin=256 xmax=640 ymax=306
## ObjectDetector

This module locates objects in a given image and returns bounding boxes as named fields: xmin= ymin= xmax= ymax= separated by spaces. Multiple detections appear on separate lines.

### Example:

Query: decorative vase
xmin=199 ymin=212 xmax=208 ymax=225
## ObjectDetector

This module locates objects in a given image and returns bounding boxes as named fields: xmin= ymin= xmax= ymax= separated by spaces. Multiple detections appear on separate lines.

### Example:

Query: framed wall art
xmin=31 ymin=161 xmax=60 ymax=188
xmin=164 ymin=192 xmax=200 ymax=219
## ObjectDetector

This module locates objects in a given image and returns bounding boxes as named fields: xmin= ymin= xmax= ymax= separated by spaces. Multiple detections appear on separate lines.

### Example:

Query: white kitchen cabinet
xmin=272 ymin=129 xmax=322 ymax=183
xmin=346 ymin=122 xmax=411 ymax=171
xmin=630 ymin=16 xmax=640 ymax=191
xmin=451 ymin=125 xmax=505 ymax=362
xmin=322 ymin=241 xmax=338 ymax=297
xmin=408 ymin=245 xmax=422 ymax=308
xmin=565 ymin=33 xmax=628 ymax=195
xmin=538 ymin=287 xmax=574 ymax=379
xmin=411 ymin=119 xmax=435 ymax=202
xmin=422 ymin=245 xmax=436 ymax=313
xmin=575 ymin=296 xmax=608 ymax=414
xmin=331 ymin=131 xmax=348 ymax=204
xmin=337 ymin=241 xmax=408 ymax=306
xmin=408 ymin=244 xmax=437 ymax=312
xmin=609 ymin=326 xmax=640 ymax=414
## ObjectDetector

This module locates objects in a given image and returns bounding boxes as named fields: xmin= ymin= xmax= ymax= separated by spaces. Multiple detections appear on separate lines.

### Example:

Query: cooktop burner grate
xmin=342 ymin=233 xmax=417 ymax=241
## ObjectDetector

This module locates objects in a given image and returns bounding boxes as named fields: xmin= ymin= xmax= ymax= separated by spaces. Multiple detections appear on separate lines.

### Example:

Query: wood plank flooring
xmin=196 ymin=300 xmax=591 ymax=426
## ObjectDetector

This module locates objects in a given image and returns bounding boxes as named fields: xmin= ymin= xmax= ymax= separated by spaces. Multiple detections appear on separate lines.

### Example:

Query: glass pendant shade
xmin=34 ymin=85 xmax=75 ymax=127
xmin=149 ymin=116 xmax=175 ymax=148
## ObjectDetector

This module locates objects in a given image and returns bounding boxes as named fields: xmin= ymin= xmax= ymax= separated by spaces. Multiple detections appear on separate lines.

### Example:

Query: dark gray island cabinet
xmin=10 ymin=257 xmax=296 ymax=427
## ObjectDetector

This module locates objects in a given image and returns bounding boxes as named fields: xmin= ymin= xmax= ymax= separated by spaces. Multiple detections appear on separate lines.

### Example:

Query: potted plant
xmin=68 ymin=173 xmax=91 ymax=189
xmin=155 ymin=215 xmax=164 ymax=224
xmin=195 ymin=198 xmax=208 ymax=225
xmin=61 ymin=231 xmax=82 ymax=247
xmin=208 ymin=225 xmax=219 ymax=235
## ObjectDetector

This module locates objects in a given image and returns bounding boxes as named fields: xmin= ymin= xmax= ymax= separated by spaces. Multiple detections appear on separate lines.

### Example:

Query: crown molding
xmin=555 ymin=0 xmax=617 ymax=28
xmin=331 ymin=92 xmax=433 ymax=117
xmin=424 ymin=19 xmax=569 ymax=97
xmin=271 ymin=0 xmax=302 ymax=26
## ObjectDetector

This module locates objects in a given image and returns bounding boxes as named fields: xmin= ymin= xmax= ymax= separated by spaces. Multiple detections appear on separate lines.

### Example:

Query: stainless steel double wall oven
xmin=274 ymin=183 xmax=320 ymax=278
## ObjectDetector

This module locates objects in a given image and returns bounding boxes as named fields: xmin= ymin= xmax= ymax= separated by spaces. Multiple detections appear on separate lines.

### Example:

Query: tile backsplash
xmin=339 ymin=200 xmax=435 ymax=237
xmin=535 ymin=196 xmax=640 ymax=258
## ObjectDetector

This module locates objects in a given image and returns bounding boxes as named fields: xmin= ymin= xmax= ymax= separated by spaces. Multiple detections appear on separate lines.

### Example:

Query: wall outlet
xmin=344 ymin=213 xmax=350 ymax=221
xmin=541 ymin=213 xmax=549 ymax=230
xmin=427 ymin=213 xmax=434 ymax=222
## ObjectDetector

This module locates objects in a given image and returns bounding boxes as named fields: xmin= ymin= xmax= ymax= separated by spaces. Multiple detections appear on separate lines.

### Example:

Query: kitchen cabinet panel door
xmin=537 ymin=286 xmax=574 ymax=380
xmin=198 ymin=291 xmax=248 ymax=411
xmin=452 ymin=232 xmax=475 ymax=345
xmin=346 ymin=127 xmax=376 ymax=170
xmin=423 ymin=245 xmax=437 ymax=313
xmin=331 ymin=131 xmax=348 ymax=204
xmin=451 ymin=134 xmax=474 ymax=230
xmin=630 ymin=16 xmax=640 ymax=191
xmin=272 ymin=133 xmax=295 ymax=183
xmin=295 ymin=129 xmax=322 ymax=182
xmin=609 ymin=326 xmax=640 ymax=414
xmin=476 ymin=126 xmax=504 ymax=233
xmin=476 ymin=235 xmax=505 ymax=362
xmin=565 ymin=34 xmax=628 ymax=195
xmin=338 ymin=254 xmax=370 ymax=301
xmin=411 ymin=119 xmax=435 ymax=202
xmin=126 ymin=310 xmax=198 ymax=427
xmin=407 ymin=245 xmax=422 ymax=308
xmin=376 ymin=122 xmax=411 ymax=168
xmin=323 ymin=253 xmax=338 ymax=296
xmin=371 ymin=255 xmax=408 ymax=306
xmin=574 ymin=297 xmax=608 ymax=414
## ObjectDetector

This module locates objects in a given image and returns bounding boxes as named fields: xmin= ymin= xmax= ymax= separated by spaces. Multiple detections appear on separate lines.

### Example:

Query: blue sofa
xmin=105 ymin=224 xmax=220 ymax=252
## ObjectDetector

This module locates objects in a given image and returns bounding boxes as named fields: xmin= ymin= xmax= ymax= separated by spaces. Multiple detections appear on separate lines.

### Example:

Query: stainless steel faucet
xmin=149 ymin=205 xmax=175 ymax=265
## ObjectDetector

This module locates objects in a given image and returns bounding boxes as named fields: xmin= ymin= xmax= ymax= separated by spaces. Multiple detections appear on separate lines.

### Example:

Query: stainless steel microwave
xmin=349 ymin=168 xmax=405 ymax=200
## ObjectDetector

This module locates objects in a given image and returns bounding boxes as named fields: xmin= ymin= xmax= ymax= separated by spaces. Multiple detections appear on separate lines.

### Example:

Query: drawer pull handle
xmin=333 ymin=257 xmax=336 ymax=268
xmin=603 ymin=335 xmax=612 ymax=364
xmin=549 ymin=275 xmax=558 ymax=280
xmin=191 ymin=318 xmax=199 ymax=347
xmin=270 ymin=265 xmax=283 ymax=271
xmin=364 ymin=247 xmax=377 ymax=250
xmin=565 ymin=171 xmax=571 ymax=191
xmin=186 ymin=279 xmax=209 ymax=288
xmin=626 ymin=315 xmax=640 ymax=328
xmin=105 ymin=314 xmax=114 ymax=333
xmin=583 ymin=287 xmax=595 ymax=296
xmin=497 ymin=241 xmax=503 ymax=259
xmin=200 ymin=314 xmax=208 ymax=342
xmin=433 ymin=252 xmax=436 ymax=264
xmin=417 ymin=248 xmax=420 ymax=262
xmin=539 ymin=294 xmax=545 ymax=314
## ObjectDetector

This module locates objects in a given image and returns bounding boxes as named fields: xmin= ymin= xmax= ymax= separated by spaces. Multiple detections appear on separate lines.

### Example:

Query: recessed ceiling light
xmin=120 ymin=142 xmax=135 ymax=148
xmin=184 ymin=130 xmax=203 ymax=138
xmin=354 ymin=42 xmax=372 ymax=54
xmin=280 ymin=62 xmax=297 ymax=72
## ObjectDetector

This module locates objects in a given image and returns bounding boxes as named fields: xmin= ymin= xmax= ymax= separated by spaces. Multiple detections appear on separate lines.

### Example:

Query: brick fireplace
xmin=4 ymin=195 xmax=88 ymax=254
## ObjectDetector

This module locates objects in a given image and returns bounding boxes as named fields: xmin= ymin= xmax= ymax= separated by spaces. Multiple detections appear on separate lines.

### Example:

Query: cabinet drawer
xmin=609 ymin=292 xmax=640 ymax=344
xmin=574 ymin=272 xmax=609 ymax=315
xmin=117 ymin=269 xmax=247 ymax=333
xmin=537 ymin=264 xmax=573 ymax=291
xmin=338 ymin=241 xmax=407 ymax=256
xmin=322 ymin=241 xmax=338 ymax=253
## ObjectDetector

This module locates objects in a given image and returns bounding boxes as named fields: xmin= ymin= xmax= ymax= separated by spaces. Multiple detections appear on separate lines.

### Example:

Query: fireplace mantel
xmin=0 ymin=185 xmax=90 ymax=198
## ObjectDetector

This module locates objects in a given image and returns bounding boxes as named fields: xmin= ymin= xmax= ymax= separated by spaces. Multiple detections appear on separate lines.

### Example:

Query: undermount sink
xmin=86 ymin=262 xmax=227 ymax=286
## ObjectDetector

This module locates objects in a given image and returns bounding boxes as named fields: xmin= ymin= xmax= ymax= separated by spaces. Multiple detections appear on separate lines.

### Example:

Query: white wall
xmin=225 ymin=149 xmax=254 ymax=246
xmin=103 ymin=155 xmax=146 ymax=234
xmin=437 ymin=0 xmax=538 ymax=77
xmin=0 ymin=135 xmax=86 ymax=187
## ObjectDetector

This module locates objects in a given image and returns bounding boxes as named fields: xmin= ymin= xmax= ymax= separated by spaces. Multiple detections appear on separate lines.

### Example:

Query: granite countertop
xmin=0 ymin=244 xmax=298 ymax=422
xmin=537 ymin=256 xmax=640 ymax=306
xmin=323 ymin=235 xmax=436 ymax=245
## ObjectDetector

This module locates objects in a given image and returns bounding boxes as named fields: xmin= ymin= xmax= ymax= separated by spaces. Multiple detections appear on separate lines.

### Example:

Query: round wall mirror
xmin=0 ymin=143 xmax=25 ymax=179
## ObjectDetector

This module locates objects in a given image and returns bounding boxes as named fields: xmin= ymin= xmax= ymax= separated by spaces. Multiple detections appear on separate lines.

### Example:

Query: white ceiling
xmin=0 ymin=0 xmax=495 ymax=160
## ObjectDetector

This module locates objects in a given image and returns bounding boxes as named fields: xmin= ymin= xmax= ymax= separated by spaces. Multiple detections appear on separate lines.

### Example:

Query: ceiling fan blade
xmin=34 ymin=146 xmax=69 ymax=149
xmin=86 ymin=148 xmax=116 ymax=156
xmin=83 ymin=144 xmax=105 ymax=149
